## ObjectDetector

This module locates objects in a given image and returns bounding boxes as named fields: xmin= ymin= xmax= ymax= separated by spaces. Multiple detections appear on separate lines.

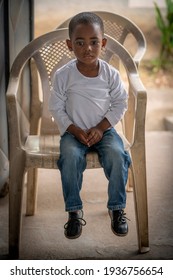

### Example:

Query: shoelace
xmin=115 ymin=211 xmax=130 ymax=223
xmin=64 ymin=217 xmax=86 ymax=229
xmin=110 ymin=210 xmax=130 ymax=224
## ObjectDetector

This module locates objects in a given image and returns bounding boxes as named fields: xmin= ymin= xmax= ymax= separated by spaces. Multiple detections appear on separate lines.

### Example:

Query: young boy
xmin=49 ymin=12 xmax=131 ymax=239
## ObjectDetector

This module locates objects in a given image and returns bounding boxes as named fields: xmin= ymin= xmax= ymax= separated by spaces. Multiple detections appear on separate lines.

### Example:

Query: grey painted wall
xmin=0 ymin=0 xmax=33 ymax=194
xmin=0 ymin=0 xmax=9 ymax=193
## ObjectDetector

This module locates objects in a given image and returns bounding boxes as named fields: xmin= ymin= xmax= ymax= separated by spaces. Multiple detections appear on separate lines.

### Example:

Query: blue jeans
xmin=57 ymin=128 xmax=131 ymax=212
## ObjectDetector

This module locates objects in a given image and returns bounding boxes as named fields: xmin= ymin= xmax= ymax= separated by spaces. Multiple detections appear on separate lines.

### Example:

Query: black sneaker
xmin=64 ymin=210 xmax=86 ymax=239
xmin=109 ymin=209 xmax=129 ymax=236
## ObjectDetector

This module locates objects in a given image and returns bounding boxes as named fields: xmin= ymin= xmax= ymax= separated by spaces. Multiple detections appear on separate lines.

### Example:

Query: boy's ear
xmin=102 ymin=38 xmax=107 ymax=48
xmin=66 ymin=39 xmax=73 ymax=51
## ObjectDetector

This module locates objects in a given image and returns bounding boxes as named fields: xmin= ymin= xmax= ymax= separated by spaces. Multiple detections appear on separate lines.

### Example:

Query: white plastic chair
xmin=6 ymin=28 xmax=149 ymax=258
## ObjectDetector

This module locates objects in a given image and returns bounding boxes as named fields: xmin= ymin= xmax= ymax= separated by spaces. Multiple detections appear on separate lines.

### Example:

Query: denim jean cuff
xmin=107 ymin=204 xmax=126 ymax=211
xmin=66 ymin=205 xmax=83 ymax=212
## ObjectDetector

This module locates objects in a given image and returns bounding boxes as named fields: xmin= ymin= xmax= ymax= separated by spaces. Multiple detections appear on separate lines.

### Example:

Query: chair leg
xmin=124 ymin=87 xmax=135 ymax=144
xmin=9 ymin=153 xmax=26 ymax=259
xmin=126 ymin=168 xmax=134 ymax=192
xmin=131 ymin=147 xmax=150 ymax=253
xmin=26 ymin=168 xmax=38 ymax=216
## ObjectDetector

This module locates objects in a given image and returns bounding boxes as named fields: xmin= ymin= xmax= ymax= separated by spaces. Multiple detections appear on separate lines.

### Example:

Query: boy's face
xmin=66 ymin=23 xmax=107 ymax=66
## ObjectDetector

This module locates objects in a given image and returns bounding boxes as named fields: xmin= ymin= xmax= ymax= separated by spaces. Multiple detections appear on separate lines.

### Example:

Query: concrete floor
xmin=0 ymin=131 xmax=173 ymax=260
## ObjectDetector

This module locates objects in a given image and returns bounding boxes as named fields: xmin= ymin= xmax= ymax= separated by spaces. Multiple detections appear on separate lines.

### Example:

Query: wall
xmin=0 ymin=0 xmax=9 ymax=194
xmin=0 ymin=0 xmax=33 ymax=195
xmin=129 ymin=0 xmax=166 ymax=7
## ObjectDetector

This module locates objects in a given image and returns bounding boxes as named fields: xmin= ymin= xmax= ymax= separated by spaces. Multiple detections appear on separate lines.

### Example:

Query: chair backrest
xmin=8 ymin=28 xmax=137 ymax=141
xmin=57 ymin=11 xmax=146 ymax=66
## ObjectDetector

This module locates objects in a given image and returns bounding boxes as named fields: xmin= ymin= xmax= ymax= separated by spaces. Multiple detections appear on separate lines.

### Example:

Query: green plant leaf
xmin=154 ymin=2 xmax=166 ymax=30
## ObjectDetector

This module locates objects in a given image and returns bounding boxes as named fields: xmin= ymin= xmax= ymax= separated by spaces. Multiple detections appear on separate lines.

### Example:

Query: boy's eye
xmin=75 ymin=40 xmax=85 ymax=46
xmin=74 ymin=39 xmax=100 ymax=47
xmin=91 ymin=40 xmax=100 ymax=46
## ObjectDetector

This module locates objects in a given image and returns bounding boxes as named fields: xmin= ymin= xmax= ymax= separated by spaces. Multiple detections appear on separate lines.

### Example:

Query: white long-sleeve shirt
xmin=49 ymin=59 xmax=128 ymax=136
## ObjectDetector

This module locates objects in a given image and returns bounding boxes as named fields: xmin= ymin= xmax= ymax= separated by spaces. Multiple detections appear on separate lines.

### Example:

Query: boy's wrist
xmin=67 ymin=124 xmax=76 ymax=135
xmin=67 ymin=124 xmax=83 ymax=138
xmin=96 ymin=118 xmax=111 ymax=132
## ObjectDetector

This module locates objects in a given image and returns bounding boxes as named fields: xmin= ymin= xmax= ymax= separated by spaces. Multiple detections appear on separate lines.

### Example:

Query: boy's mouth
xmin=83 ymin=53 xmax=93 ymax=58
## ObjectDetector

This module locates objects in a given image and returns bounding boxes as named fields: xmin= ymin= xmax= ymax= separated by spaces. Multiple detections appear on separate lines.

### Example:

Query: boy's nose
xmin=85 ymin=43 xmax=92 ymax=51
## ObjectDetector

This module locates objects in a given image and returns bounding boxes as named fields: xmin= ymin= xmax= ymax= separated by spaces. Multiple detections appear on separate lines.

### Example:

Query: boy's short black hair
xmin=68 ymin=12 xmax=104 ymax=39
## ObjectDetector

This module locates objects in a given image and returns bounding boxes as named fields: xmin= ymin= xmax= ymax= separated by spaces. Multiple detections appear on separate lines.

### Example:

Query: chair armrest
xmin=131 ymin=27 xmax=146 ymax=67
xmin=133 ymin=46 xmax=146 ymax=67
xmin=6 ymin=76 xmax=30 ymax=150
xmin=128 ymin=74 xmax=147 ymax=146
